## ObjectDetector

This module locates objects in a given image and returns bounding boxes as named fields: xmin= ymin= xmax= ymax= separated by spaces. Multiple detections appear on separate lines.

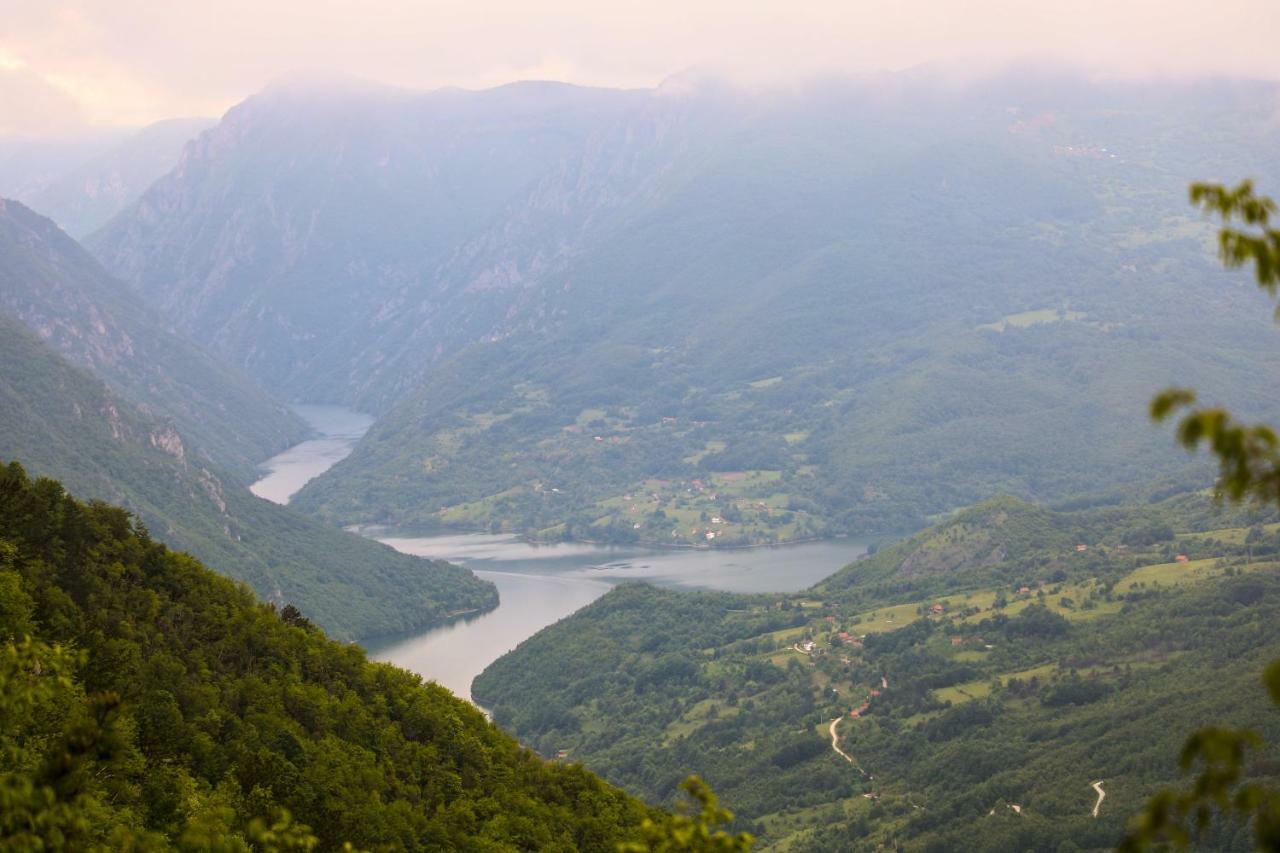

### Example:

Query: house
xmin=951 ymin=637 xmax=964 ymax=647
xmin=869 ymin=689 xmax=881 ymax=697
xmin=706 ymin=531 xmax=717 ymax=540
xmin=929 ymin=603 xmax=944 ymax=615
xmin=837 ymin=631 xmax=852 ymax=641
xmin=1075 ymin=544 xmax=1088 ymax=552
xmin=1175 ymin=554 xmax=1189 ymax=563
xmin=711 ymin=516 xmax=724 ymax=524
xmin=1018 ymin=586 xmax=1031 ymax=594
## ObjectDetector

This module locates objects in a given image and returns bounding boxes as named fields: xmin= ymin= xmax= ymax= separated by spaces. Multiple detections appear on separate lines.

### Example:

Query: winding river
xmin=251 ymin=406 xmax=868 ymax=702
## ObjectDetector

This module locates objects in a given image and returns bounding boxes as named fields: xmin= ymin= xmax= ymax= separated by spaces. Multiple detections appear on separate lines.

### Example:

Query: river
xmin=249 ymin=404 xmax=374 ymax=504
xmin=249 ymin=406 xmax=868 ymax=703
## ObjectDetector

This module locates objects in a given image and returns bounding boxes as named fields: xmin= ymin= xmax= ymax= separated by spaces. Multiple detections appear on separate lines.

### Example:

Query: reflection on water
xmin=243 ymin=407 xmax=869 ymax=705
xmin=250 ymin=405 xmax=373 ymax=504
xmin=371 ymin=533 xmax=867 ymax=702
xmin=368 ymin=569 xmax=612 ymax=702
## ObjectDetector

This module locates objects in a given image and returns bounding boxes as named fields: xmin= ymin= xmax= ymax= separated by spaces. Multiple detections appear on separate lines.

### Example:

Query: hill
xmin=89 ymin=71 xmax=1280 ymax=542
xmin=473 ymin=494 xmax=1280 ymax=850
xmin=0 ymin=314 xmax=495 ymax=641
xmin=20 ymin=117 xmax=215 ymax=237
xmin=0 ymin=198 xmax=304 ymax=482
xmin=0 ymin=462 xmax=648 ymax=849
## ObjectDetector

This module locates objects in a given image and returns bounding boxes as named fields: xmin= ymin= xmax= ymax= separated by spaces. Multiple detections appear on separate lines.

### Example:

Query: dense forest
xmin=0 ymin=462 xmax=650 ymax=849
xmin=474 ymin=495 xmax=1280 ymax=850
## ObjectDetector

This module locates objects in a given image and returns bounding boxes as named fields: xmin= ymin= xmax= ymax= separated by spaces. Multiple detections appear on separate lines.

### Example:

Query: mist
xmin=3 ymin=0 xmax=1279 ymax=134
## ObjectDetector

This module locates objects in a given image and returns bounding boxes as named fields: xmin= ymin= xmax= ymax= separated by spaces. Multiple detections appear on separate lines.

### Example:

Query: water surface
xmin=370 ymin=534 xmax=867 ymax=701
xmin=245 ymin=407 xmax=868 ymax=704
xmin=250 ymin=405 xmax=373 ymax=504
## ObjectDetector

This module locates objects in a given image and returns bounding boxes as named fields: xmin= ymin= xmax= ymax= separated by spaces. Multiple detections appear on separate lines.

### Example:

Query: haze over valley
xmin=3 ymin=3 xmax=1280 ymax=850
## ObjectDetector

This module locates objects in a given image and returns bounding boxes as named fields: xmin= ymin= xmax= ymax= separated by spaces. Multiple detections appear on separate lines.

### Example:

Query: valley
xmin=250 ymin=404 xmax=374 ymax=504
xmin=4 ymin=54 xmax=1280 ymax=851
xmin=473 ymin=497 xmax=1280 ymax=850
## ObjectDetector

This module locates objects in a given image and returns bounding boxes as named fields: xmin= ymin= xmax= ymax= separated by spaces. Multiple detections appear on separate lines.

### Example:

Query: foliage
xmin=0 ymin=315 xmax=496 ymax=641
xmin=1123 ymin=181 xmax=1280 ymax=851
xmin=0 ymin=462 xmax=649 ymax=849
xmin=475 ymin=494 xmax=1280 ymax=851
xmin=619 ymin=777 xmax=753 ymax=853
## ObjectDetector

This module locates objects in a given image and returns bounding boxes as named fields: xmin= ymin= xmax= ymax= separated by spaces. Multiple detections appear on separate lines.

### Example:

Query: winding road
xmin=1091 ymin=780 xmax=1106 ymax=817
xmin=828 ymin=717 xmax=871 ymax=778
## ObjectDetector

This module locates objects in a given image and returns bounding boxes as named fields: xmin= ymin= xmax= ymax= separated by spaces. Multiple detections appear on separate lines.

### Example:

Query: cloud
xmin=0 ymin=66 xmax=86 ymax=135
xmin=2 ymin=0 xmax=1279 ymax=133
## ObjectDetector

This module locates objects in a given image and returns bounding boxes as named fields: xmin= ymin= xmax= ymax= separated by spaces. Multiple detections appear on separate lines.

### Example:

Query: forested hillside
xmin=0 ymin=198 xmax=304 ymax=482
xmin=0 ymin=463 xmax=649 ymax=849
xmin=292 ymin=74 xmax=1280 ymax=543
xmin=89 ymin=70 xmax=1280 ymax=543
xmin=0 ymin=314 xmax=495 ymax=640
xmin=474 ymin=495 xmax=1280 ymax=850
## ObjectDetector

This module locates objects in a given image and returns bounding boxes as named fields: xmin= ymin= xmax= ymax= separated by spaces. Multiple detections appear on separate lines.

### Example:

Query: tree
xmin=1123 ymin=182 xmax=1280 ymax=851
xmin=618 ymin=776 xmax=754 ymax=852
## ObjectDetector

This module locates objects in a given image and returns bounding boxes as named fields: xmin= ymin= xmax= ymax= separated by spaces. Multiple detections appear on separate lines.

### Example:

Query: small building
xmin=1175 ymin=554 xmax=1189 ymax=563
xmin=930 ymin=603 xmax=945 ymax=615
xmin=706 ymin=531 xmax=717 ymax=540
xmin=951 ymin=637 xmax=964 ymax=647
xmin=1018 ymin=586 xmax=1031 ymax=595
xmin=1075 ymin=544 xmax=1088 ymax=552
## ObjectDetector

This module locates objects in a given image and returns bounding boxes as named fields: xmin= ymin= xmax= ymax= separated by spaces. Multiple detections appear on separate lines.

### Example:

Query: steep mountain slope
xmin=0 ymin=462 xmax=648 ymax=849
xmin=91 ymin=77 xmax=645 ymax=405
xmin=0 ymin=198 xmax=304 ymax=481
xmin=295 ymin=74 xmax=1280 ymax=540
xmin=20 ymin=117 xmax=214 ymax=237
xmin=93 ymin=71 xmax=1280 ymax=541
xmin=0 ymin=128 xmax=133 ymax=203
xmin=473 ymin=494 xmax=1280 ymax=850
xmin=0 ymin=314 xmax=495 ymax=640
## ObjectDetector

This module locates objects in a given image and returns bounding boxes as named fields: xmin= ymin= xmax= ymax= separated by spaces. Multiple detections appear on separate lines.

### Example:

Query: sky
xmin=3 ymin=0 xmax=1280 ymax=134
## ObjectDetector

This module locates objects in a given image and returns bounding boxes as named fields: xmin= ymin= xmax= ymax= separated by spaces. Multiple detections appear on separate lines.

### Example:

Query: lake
xmin=249 ymin=404 xmax=374 ymax=504
xmin=366 ymin=533 xmax=868 ymax=702
xmin=248 ymin=405 xmax=868 ymax=703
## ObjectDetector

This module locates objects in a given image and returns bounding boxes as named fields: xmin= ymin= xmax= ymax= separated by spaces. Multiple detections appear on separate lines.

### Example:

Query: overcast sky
xmin=3 ymin=0 xmax=1279 ymax=134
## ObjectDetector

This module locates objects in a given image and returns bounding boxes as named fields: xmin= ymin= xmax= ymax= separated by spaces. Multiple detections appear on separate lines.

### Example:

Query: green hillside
xmin=288 ymin=76 xmax=1280 ymax=543
xmin=0 ymin=462 xmax=648 ymax=849
xmin=0 ymin=198 xmax=305 ymax=482
xmin=0 ymin=314 xmax=495 ymax=641
xmin=473 ymin=495 xmax=1280 ymax=851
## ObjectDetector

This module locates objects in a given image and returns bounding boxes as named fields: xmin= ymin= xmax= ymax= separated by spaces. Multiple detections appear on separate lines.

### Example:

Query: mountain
xmin=92 ymin=71 xmax=1280 ymax=543
xmin=91 ymin=78 xmax=646 ymax=405
xmin=0 ymin=313 xmax=495 ymax=640
xmin=0 ymin=198 xmax=304 ymax=482
xmin=472 ymin=494 xmax=1280 ymax=851
xmin=0 ymin=462 xmax=648 ymax=849
xmin=0 ymin=128 xmax=133 ymax=203
xmin=20 ymin=117 xmax=214 ymax=237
